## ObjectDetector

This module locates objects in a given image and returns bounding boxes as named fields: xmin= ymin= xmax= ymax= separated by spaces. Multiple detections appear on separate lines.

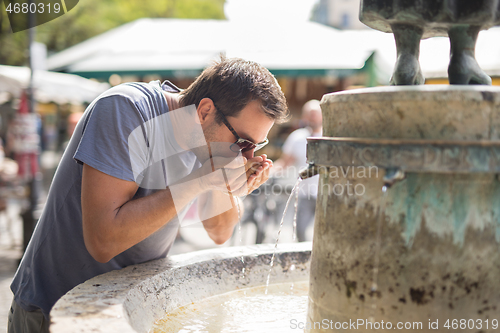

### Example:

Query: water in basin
xmin=149 ymin=280 xmax=309 ymax=333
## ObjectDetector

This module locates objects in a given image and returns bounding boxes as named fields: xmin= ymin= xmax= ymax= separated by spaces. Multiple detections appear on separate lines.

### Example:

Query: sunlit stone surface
xmin=50 ymin=243 xmax=311 ymax=333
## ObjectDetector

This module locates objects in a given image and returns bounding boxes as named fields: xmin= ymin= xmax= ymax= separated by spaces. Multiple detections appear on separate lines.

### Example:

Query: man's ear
xmin=196 ymin=98 xmax=215 ymax=125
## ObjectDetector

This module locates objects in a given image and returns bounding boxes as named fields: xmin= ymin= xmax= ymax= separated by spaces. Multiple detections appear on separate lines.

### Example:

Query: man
xmin=8 ymin=57 xmax=288 ymax=333
xmin=274 ymin=99 xmax=322 ymax=242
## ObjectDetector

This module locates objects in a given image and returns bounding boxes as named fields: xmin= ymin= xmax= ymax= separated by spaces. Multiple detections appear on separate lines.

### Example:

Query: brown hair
xmin=179 ymin=56 xmax=289 ymax=124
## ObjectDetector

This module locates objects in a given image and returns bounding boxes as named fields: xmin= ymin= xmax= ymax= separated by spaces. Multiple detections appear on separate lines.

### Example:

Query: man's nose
xmin=242 ymin=150 xmax=254 ymax=159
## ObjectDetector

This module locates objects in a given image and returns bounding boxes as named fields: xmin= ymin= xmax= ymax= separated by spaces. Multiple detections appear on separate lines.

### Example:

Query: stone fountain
xmin=306 ymin=86 xmax=500 ymax=332
xmin=305 ymin=1 xmax=500 ymax=332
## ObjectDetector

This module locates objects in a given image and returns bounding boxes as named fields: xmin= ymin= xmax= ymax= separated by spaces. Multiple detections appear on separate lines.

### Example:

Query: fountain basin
xmin=50 ymin=242 xmax=311 ymax=333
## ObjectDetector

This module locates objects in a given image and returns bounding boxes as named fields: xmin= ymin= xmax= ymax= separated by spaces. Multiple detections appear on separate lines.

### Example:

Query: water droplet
xmin=382 ymin=185 xmax=387 ymax=193
xmin=290 ymin=264 xmax=296 ymax=271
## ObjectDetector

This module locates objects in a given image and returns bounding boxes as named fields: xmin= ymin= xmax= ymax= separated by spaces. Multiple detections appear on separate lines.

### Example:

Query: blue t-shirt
xmin=10 ymin=81 xmax=198 ymax=319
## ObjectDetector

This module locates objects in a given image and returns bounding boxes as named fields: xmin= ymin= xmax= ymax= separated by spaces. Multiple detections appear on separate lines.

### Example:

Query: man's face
xmin=207 ymin=100 xmax=275 ymax=160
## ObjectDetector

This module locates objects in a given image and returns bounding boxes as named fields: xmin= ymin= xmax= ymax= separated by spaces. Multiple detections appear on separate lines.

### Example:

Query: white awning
xmin=0 ymin=65 xmax=109 ymax=104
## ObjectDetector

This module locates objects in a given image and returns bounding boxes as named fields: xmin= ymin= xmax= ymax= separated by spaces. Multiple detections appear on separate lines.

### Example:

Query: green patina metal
xmin=388 ymin=174 xmax=500 ymax=246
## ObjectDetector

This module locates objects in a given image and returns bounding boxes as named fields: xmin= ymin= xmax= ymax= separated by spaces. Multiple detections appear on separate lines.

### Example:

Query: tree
xmin=0 ymin=2 xmax=29 ymax=66
xmin=0 ymin=0 xmax=226 ymax=66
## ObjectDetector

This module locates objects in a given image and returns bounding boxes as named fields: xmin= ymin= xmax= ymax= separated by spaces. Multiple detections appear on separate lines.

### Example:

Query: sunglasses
xmin=213 ymin=102 xmax=269 ymax=153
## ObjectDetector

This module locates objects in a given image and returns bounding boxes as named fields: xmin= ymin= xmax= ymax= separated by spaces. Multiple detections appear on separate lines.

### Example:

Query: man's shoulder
xmin=97 ymin=82 xmax=163 ymax=103
xmin=84 ymin=81 xmax=171 ymax=124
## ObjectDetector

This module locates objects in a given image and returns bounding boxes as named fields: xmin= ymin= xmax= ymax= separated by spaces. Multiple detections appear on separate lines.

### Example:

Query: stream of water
xmin=264 ymin=178 xmax=302 ymax=294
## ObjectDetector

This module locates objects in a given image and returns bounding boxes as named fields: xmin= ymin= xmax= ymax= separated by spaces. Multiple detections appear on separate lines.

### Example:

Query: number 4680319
xmin=444 ymin=319 xmax=499 ymax=330
xmin=5 ymin=2 xmax=61 ymax=14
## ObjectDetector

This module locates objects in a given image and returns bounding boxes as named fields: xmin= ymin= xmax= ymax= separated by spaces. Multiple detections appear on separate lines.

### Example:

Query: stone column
xmin=307 ymin=85 xmax=500 ymax=332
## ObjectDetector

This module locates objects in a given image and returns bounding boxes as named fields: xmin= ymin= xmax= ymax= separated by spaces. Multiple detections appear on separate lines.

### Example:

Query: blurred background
xmin=2 ymin=0 xmax=500 ymax=330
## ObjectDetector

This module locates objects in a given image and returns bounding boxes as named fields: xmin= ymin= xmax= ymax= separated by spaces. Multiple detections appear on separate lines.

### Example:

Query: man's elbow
xmin=210 ymin=235 xmax=230 ymax=245
xmin=206 ymin=228 xmax=232 ymax=245
xmin=212 ymin=237 xmax=229 ymax=245
xmin=203 ymin=214 xmax=237 ymax=245
xmin=83 ymin=234 xmax=114 ymax=263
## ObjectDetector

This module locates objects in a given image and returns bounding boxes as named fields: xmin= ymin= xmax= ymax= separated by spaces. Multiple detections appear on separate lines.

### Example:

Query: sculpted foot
xmin=390 ymin=53 xmax=425 ymax=85
xmin=448 ymin=52 xmax=492 ymax=85
xmin=448 ymin=25 xmax=492 ymax=85
xmin=390 ymin=24 xmax=425 ymax=85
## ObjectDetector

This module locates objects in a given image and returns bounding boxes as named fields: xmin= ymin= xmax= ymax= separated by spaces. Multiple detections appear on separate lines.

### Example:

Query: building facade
xmin=312 ymin=0 xmax=368 ymax=30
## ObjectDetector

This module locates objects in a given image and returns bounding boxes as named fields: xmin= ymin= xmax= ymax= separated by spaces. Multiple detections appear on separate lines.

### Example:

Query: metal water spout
xmin=299 ymin=163 xmax=319 ymax=180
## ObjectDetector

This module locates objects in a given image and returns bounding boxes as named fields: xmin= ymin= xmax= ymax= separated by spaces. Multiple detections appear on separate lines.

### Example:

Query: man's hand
xmin=245 ymin=154 xmax=273 ymax=194
xmin=197 ymin=154 xmax=272 ymax=244
xmin=196 ymin=154 xmax=273 ymax=197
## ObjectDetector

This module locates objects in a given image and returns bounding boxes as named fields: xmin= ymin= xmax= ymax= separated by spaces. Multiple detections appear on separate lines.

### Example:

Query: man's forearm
xmin=83 ymin=154 xmax=254 ymax=262
xmin=82 ymin=165 xmax=206 ymax=263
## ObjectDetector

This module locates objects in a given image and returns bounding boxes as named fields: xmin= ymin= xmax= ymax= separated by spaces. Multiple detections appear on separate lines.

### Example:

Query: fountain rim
xmin=308 ymin=137 xmax=500 ymax=147
xmin=49 ymin=242 xmax=312 ymax=333
xmin=320 ymin=84 xmax=500 ymax=103
xmin=306 ymin=137 xmax=500 ymax=173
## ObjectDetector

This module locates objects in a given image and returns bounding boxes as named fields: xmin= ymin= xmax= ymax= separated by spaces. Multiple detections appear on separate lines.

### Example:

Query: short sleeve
xmin=74 ymin=94 xmax=145 ymax=182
